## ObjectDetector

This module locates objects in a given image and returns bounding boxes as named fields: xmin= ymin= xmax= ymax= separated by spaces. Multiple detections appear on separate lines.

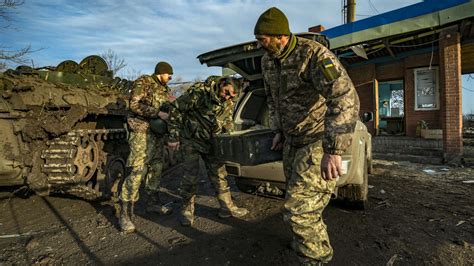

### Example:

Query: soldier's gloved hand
xmin=167 ymin=141 xmax=180 ymax=151
xmin=271 ymin=132 xmax=284 ymax=151
xmin=158 ymin=111 xmax=170 ymax=120
xmin=321 ymin=153 xmax=342 ymax=181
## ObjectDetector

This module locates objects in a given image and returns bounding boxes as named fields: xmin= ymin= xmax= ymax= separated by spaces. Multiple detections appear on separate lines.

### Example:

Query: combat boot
xmin=179 ymin=196 xmax=195 ymax=226
xmin=146 ymin=192 xmax=173 ymax=215
xmin=119 ymin=201 xmax=136 ymax=233
xmin=217 ymin=191 xmax=249 ymax=218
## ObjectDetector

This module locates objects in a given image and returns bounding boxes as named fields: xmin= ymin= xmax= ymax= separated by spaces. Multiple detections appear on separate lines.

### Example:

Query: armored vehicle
xmin=0 ymin=55 xmax=131 ymax=200
xmin=198 ymin=33 xmax=372 ymax=207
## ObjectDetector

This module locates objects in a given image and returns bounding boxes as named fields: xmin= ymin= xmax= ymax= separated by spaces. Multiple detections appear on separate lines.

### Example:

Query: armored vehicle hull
xmin=0 ymin=56 xmax=131 ymax=200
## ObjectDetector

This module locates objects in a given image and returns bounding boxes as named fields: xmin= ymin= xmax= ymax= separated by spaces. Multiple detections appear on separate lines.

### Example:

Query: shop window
xmin=378 ymin=80 xmax=405 ymax=135
xmin=414 ymin=67 xmax=439 ymax=110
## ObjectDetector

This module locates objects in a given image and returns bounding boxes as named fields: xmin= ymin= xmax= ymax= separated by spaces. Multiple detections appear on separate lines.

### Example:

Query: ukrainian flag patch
xmin=320 ymin=58 xmax=340 ymax=82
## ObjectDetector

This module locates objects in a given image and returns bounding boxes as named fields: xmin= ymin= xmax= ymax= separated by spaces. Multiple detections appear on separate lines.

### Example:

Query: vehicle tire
xmin=235 ymin=178 xmax=257 ymax=194
xmin=367 ymin=158 xmax=373 ymax=175
xmin=366 ymin=142 xmax=373 ymax=174
xmin=104 ymin=157 xmax=126 ymax=202
xmin=357 ymin=158 xmax=369 ymax=209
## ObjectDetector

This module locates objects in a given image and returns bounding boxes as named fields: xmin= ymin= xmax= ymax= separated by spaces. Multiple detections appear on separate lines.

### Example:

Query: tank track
xmin=59 ymin=184 xmax=104 ymax=201
xmin=41 ymin=128 xmax=127 ymax=200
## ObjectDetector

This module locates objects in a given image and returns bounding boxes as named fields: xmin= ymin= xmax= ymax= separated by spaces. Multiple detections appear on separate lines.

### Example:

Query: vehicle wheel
xmin=356 ymin=158 xmax=369 ymax=209
xmin=366 ymin=141 xmax=373 ymax=174
xmin=367 ymin=158 xmax=373 ymax=174
xmin=235 ymin=178 xmax=257 ymax=194
xmin=105 ymin=157 xmax=126 ymax=201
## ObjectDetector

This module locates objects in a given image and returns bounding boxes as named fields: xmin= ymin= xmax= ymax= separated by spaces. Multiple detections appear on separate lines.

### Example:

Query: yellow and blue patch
xmin=319 ymin=58 xmax=340 ymax=82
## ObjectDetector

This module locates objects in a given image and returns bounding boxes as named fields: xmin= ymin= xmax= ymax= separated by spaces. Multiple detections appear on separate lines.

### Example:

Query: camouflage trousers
xmin=283 ymin=139 xmax=336 ymax=263
xmin=120 ymin=130 xmax=164 ymax=202
xmin=177 ymin=140 xmax=230 ymax=201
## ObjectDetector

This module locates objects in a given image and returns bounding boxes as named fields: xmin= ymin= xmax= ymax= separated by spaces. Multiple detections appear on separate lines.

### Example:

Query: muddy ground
xmin=0 ymin=159 xmax=473 ymax=265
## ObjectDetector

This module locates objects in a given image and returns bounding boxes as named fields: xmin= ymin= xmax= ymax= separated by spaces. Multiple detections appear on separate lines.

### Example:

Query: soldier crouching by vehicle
xmin=167 ymin=76 xmax=249 ymax=227
xmin=119 ymin=61 xmax=176 ymax=233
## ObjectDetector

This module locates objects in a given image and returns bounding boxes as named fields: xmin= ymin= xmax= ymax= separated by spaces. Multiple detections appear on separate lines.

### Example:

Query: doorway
xmin=378 ymin=80 xmax=405 ymax=135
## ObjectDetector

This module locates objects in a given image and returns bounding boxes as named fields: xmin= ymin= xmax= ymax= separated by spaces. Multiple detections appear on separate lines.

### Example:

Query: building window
xmin=414 ymin=67 xmax=439 ymax=111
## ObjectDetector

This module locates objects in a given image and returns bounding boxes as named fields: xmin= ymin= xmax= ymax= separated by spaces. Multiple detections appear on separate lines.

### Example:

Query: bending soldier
xmin=167 ymin=76 xmax=248 ymax=227
xmin=119 ymin=61 xmax=175 ymax=233
xmin=254 ymin=7 xmax=360 ymax=265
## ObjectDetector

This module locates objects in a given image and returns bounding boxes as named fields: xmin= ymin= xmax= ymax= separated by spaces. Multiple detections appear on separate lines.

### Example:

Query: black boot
xmin=146 ymin=193 xmax=173 ymax=215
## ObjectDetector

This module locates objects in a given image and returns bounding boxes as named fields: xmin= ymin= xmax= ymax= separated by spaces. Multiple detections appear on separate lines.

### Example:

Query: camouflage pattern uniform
xmin=120 ymin=74 xmax=172 ymax=202
xmin=262 ymin=35 xmax=360 ymax=263
xmin=168 ymin=77 xmax=235 ymax=200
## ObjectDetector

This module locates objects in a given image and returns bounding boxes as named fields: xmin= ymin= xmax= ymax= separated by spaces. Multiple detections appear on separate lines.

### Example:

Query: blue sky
xmin=2 ymin=0 xmax=474 ymax=113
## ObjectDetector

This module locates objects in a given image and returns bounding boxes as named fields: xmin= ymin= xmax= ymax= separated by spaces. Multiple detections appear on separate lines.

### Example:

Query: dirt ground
xmin=0 ymin=159 xmax=473 ymax=265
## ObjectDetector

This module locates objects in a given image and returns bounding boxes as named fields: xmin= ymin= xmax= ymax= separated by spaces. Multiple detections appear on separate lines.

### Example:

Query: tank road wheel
xmin=79 ymin=55 xmax=110 ymax=76
xmin=56 ymin=60 xmax=79 ymax=73
xmin=73 ymin=136 xmax=100 ymax=183
xmin=102 ymin=158 xmax=126 ymax=216
xmin=105 ymin=158 xmax=126 ymax=201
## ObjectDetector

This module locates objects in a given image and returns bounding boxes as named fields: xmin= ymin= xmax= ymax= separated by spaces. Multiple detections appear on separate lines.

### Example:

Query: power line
xmin=368 ymin=0 xmax=379 ymax=14
xmin=341 ymin=0 xmax=346 ymax=24
xmin=463 ymin=86 xmax=474 ymax=93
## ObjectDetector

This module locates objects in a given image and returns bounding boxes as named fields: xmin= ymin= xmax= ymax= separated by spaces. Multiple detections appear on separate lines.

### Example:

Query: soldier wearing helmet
xmin=119 ymin=61 xmax=176 ymax=233
xmin=167 ymin=76 xmax=248 ymax=227
xmin=254 ymin=7 xmax=360 ymax=265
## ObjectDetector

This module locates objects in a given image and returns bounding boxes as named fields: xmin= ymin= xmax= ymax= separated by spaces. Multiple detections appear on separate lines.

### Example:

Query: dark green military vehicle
xmin=0 ymin=55 xmax=131 ymax=200
xmin=198 ymin=33 xmax=372 ymax=207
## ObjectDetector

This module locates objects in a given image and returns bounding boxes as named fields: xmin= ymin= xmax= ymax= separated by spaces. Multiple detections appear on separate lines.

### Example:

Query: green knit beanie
xmin=254 ymin=7 xmax=290 ymax=36
xmin=154 ymin=61 xmax=173 ymax=75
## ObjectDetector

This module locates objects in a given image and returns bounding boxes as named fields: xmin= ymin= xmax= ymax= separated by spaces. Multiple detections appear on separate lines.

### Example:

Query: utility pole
xmin=347 ymin=0 xmax=356 ymax=23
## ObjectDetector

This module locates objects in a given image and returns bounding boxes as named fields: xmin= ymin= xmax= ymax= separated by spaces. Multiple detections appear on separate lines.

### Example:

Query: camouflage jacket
xmin=262 ymin=35 xmax=360 ymax=155
xmin=168 ymin=79 xmax=234 ymax=153
xmin=127 ymin=75 xmax=172 ymax=133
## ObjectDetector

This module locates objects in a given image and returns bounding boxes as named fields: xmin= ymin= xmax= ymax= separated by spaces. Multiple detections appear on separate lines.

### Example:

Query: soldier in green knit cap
xmin=254 ymin=7 xmax=360 ymax=265
xmin=119 ymin=61 xmax=176 ymax=233
xmin=167 ymin=76 xmax=248 ymax=227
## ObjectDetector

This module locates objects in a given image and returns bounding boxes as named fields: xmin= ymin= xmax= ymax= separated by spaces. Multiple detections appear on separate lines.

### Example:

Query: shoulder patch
xmin=319 ymin=58 xmax=340 ymax=82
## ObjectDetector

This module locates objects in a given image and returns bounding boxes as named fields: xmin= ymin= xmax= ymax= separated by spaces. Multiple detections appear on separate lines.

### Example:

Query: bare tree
xmin=123 ymin=67 xmax=142 ymax=81
xmin=169 ymin=76 xmax=193 ymax=97
xmin=101 ymin=48 xmax=127 ymax=76
xmin=0 ymin=0 xmax=23 ymax=26
xmin=0 ymin=0 xmax=32 ymax=71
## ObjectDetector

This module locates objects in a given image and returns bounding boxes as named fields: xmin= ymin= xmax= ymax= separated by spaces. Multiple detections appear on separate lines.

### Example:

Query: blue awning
xmin=322 ymin=0 xmax=473 ymax=49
